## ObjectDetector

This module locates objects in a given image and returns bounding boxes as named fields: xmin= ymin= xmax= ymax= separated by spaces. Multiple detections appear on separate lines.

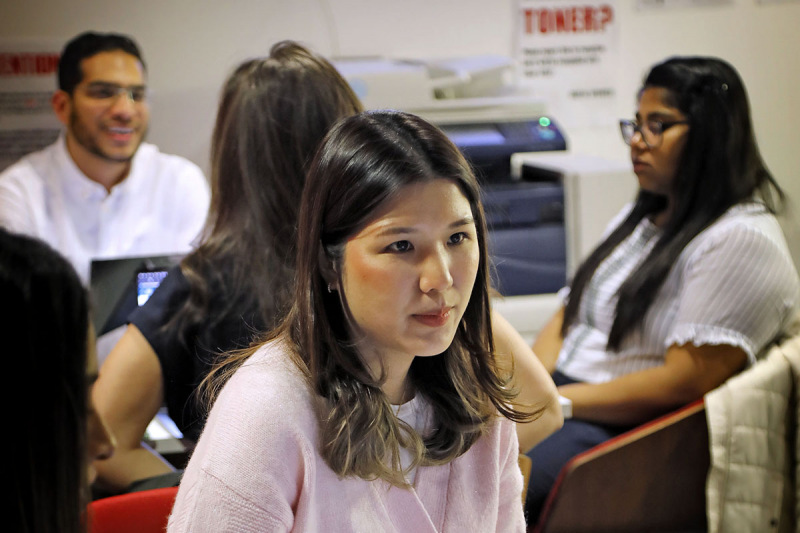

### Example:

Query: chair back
xmin=533 ymin=399 xmax=708 ymax=533
xmin=87 ymin=486 xmax=178 ymax=533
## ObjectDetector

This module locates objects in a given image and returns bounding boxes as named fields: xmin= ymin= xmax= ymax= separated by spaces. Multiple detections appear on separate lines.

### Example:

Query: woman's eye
xmin=647 ymin=120 xmax=664 ymax=135
xmin=448 ymin=232 xmax=468 ymax=245
xmin=387 ymin=240 xmax=413 ymax=253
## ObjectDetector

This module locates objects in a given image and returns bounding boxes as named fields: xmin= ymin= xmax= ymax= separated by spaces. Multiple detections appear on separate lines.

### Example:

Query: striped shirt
xmin=557 ymin=201 xmax=800 ymax=384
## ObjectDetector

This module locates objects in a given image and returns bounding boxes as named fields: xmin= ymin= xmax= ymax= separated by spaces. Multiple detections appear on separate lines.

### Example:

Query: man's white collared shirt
xmin=0 ymin=136 xmax=210 ymax=283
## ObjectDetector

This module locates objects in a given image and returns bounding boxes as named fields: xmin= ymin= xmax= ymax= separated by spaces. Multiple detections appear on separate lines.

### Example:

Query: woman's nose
xmin=419 ymin=248 xmax=453 ymax=293
xmin=630 ymin=128 xmax=648 ymax=150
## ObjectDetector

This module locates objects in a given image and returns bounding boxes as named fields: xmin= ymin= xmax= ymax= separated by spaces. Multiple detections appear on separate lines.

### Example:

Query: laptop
xmin=89 ymin=254 xmax=184 ymax=336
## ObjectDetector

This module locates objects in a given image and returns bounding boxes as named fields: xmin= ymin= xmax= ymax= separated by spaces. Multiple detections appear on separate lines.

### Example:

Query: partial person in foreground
xmin=523 ymin=56 xmax=800 ymax=522
xmin=0 ymin=31 xmax=209 ymax=283
xmin=3 ymin=228 xmax=115 ymax=533
xmin=91 ymin=41 xmax=364 ymax=493
xmin=168 ymin=111 xmax=542 ymax=532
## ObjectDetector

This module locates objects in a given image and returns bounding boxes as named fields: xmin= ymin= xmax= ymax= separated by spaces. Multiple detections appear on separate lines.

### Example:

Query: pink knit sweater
xmin=168 ymin=340 xmax=525 ymax=532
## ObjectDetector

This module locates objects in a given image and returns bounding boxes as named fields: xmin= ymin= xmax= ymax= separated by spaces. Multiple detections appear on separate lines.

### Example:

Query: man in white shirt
xmin=0 ymin=32 xmax=210 ymax=283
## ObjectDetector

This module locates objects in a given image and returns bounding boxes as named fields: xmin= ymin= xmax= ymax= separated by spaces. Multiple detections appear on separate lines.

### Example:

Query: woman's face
xmin=631 ymin=87 xmax=690 ymax=207
xmin=339 ymin=178 xmax=480 ymax=380
xmin=87 ymin=327 xmax=115 ymax=484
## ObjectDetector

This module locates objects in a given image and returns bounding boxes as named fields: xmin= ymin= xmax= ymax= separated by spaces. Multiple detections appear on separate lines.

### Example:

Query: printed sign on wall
xmin=515 ymin=0 xmax=619 ymax=128
xmin=0 ymin=41 xmax=62 ymax=172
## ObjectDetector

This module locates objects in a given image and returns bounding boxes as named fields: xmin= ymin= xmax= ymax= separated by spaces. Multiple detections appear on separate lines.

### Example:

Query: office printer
xmin=511 ymin=152 xmax=637 ymax=276
xmin=441 ymin=118 xmax=569 ymax=296
xmin=334 ymin=55 xmax=570 ymax=296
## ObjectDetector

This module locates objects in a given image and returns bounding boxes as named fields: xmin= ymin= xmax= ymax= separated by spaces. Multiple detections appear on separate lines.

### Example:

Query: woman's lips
xmin=413 ymin=307 xmax=452 ymax=327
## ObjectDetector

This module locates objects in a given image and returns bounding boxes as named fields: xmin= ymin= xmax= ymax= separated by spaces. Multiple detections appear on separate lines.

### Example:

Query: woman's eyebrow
xmin=639 ymin=110 xmax=682 ymax=121
xmin=376 ymin=226 xmax=418 ymax=236
xmin=450 ymin=216 xmax=475 ymax=228
xmin=374 ymin=216 xmax=475 ymax=237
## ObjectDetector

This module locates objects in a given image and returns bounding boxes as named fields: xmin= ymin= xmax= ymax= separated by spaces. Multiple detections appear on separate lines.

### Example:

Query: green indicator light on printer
xmin=539 ymin=117 xmax=551 ymax=128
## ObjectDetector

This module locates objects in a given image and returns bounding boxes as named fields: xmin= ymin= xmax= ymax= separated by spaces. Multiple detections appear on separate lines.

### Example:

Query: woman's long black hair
xmin=3 ymin=229 xmax=90 ymax=533
xmin=562 ymin=57 xmax=784 ymax=349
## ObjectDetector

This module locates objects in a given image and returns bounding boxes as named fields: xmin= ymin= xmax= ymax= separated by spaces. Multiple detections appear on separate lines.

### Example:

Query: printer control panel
xmin=441 ymin=118 xmax=566 ymax=183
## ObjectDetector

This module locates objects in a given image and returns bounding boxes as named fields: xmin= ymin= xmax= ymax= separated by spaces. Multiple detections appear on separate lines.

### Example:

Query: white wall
xmin=3 ymin=0 xmax=799 ymax=259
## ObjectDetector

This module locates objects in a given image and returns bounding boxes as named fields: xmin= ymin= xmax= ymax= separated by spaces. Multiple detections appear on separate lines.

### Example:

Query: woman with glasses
xmin=522 ymin=56 xmax=799 ymax=522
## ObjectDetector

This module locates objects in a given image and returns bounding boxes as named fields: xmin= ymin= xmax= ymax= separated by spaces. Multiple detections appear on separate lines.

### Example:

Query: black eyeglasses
xmin=619 ymin=119 xmax=689 ymax=148
xmin=82 ymin=82 xmax=148 ymax=104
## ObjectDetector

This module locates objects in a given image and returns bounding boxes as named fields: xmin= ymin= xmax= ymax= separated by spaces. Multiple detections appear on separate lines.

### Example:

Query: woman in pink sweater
xmin=168 ymin=111 xmax=541 ymax=532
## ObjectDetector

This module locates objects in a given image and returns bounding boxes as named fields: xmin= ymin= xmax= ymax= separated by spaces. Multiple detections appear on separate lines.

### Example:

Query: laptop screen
xmin=136 ymin=270 xmax=170 ymax=306
xmin=90 ymin=254 xmax=183 ymax=336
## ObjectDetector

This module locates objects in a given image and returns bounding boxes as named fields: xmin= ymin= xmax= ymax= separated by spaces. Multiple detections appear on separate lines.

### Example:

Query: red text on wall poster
xmin=0 ymin=53 xmax=60 ymax=77
xmin=0 ymin=41 xmax=62 ymax=172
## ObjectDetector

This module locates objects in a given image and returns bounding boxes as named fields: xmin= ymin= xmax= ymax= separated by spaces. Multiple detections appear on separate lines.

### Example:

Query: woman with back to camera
xmin=167 ymin=111 xmax=549 ymax=532
xmin=4 ymin=228 xmax=115 ymax=533
xmin=91 ymin=41 xmax=364 ymax=492
xmin=522 ymin=56 xmax=800 ymax=521
xmin=94 ymin=41 xmax=563 ymax=494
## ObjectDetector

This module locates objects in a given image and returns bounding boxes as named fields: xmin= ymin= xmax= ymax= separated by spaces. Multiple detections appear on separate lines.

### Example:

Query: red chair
xmin=87 ymin=486 xmax=179 ymax=533
xmin=531 ymin=399 xmax=708 ymax=533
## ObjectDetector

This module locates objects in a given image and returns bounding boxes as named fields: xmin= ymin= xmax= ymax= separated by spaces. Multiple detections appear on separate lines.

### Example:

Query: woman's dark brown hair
xmin=206 ymin=111 xmax=535 ymax=487
xmin=171 ymin=41 xmax=363 ymax=350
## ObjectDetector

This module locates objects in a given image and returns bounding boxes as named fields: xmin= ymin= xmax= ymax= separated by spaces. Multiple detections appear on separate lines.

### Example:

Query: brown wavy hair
xmin=206 ymin=111 xmax=536 ymax=487
xmin=169 ymin=41 xmax=363 ymax=347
